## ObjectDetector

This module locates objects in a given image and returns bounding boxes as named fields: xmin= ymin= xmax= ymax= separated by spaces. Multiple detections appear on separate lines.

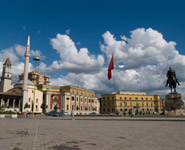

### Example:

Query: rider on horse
xmin=166 ymin=67 xmax=180 ymax=93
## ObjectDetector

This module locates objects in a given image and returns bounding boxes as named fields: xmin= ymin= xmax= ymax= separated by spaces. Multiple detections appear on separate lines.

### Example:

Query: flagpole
xmin=113 ymin=53 xmax=116 ymax=93
xmin=112 ymin=52 xmax=117 ymax=115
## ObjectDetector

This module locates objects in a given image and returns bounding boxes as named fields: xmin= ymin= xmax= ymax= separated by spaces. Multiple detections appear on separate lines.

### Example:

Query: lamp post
xmin=32 ymin=57 xmax=40 ymax=118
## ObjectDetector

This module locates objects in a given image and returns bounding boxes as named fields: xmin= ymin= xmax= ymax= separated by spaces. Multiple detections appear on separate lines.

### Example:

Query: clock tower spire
xmin=0 ymin=58 xmax=12 ymax=92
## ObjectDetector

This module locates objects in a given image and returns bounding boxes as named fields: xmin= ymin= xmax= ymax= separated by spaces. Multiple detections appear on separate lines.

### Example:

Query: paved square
xmin=0 ymin=117 xmax=185 ymax=150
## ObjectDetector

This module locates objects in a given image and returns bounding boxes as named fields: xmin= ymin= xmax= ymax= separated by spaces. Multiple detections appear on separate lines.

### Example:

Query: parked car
xmin=46 ymin=111 xmax=68 ymax=117
xmin=90 ymin=112 xmax=96 ymax=115
xmin=63 ymin=112 xmax=69 ymax=116
xmin=52 ymin=112 xmax=65 ymax=117
xmin=46 ymin=111 xmax=57 ymax=116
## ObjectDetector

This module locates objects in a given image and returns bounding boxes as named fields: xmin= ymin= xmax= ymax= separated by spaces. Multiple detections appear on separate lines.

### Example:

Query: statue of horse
xmin=168 ymin=75 xmax=177 ymax=93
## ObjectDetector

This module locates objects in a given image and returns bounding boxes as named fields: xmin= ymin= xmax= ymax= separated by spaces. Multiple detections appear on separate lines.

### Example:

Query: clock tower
xmin=0 ymin=58 xmax=12 ymax=92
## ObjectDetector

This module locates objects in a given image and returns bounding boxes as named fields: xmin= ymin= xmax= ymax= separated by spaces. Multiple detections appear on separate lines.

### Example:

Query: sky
xmin=0 ymin=0 xmax=185 ymax=98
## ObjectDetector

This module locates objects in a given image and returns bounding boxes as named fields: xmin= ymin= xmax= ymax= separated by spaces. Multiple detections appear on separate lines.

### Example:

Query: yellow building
xmin=38 ymin=85 xmax=100 ymax=115
xmin=101 ymin=92 xmax=161 ymax=115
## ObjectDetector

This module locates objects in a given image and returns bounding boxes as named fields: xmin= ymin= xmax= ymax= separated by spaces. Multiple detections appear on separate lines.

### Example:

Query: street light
xmin=32 ymin=57 xmax=40 ymax=118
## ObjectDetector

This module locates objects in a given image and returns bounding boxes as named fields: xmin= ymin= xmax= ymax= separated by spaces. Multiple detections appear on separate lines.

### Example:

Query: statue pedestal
xmin=165 ymin=93 xmax=185 ymax=116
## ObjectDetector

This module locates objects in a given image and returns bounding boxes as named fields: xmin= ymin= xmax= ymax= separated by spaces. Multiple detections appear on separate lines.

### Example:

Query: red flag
xmin=108 ymin=56 xmax=114 ymax=80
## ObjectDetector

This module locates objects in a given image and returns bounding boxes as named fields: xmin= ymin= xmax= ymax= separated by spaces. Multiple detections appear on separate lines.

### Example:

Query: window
xmin=146 ymin=98 xmax=148 ymax=100
xmin=112 ymin=97 xmax=114 ymax=100
xmin=142 ymin=102 xmax=144 ymax=106
xmin=129 ymin=97 xmax=132 ymax=100
xmin=136 ymin=102 xmax=139 ymax=106
xmin=108 ymin=102 xmax=110 ymax=106
xmin=103 ymin=109 xmax=105 ymax=112
xmin=120 ymin=97 xmax=122 ymax=100
xmin=72 ymin=105 xmax=74 ymax=110
xmin=151 ymin=103 xmax=153 ymax=106
xmin=120 ymin=102 xmax=122 ymax=106
xmin=107 ymin=97 xmax=109 ymax=100
xmin=36 ymin=99 xmax=38 ymax=103
xmin=125 ymin=102 xmax=127 ymax=106
xmin=89 ymin=106 xmax=90 ymax=110
xmin=72 ymin=91 xmax=74 ymax=94
xmin=151 ymin=98 xmax=153 ymax=100
xmin=85 ymin=98 xmax=87 ymax=102
xmin=130 ymin=102 xmax=132 ymax=106
xmin=120 ymin=109 xmax=123 ymax=111
xmin=103 ymin=97 xmax=105 ymax=100
xmin=66 ymin=97 xmax=70 ymax=100
xmin=108 ymin=108 xmax=110 ymax=112
xmin=125 ymin=109 xmax=127 ymax=112
xmin=72 ymin=97 xmax=74 ymax=100
xmin=67 ymin=105 xmax=69 ymax=110
xmin=29 ymin=98 xmax=31 ymax=102
xmin=124 ymin=97 xmax=127 ymax=100
xmin=81 ymin=106 xmax=83 ymax=110
xmin=81 ymin=92 xmax=83 ymax=95
xmin=147 ymin=103 xmax=148 ymax=106
xmin=112 ymin=108 xmax=114 ymax=112
xmin=89 ymin=99 xmax=91 ymax=103
xmin=136 ymin=97 xmax=138 ymax=100
xmin=77 ymin=97 xmax=79 ymax=101
xmin=53 ymin=96 xmax=58 ymax=100
xmin=92 ymin=100 xmax=94 ymax=103
xmin=141 ymin=97 xmax=143 ymax=100
xmin=85 ymin=106 xmax=88 ymax=110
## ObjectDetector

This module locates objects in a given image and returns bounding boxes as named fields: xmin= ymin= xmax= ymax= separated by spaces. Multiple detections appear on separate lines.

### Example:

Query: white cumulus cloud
xmin=15 ymin=44 xmax=45 ymax=59
xmin=39 ymin=34 xmax=104 ymax=74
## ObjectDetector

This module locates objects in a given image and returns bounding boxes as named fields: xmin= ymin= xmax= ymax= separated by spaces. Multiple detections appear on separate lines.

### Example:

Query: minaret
xmin=22 ymin=35 xmax=30 ymax=112
xmin=0 ymin=58 xmax=12 ymax=92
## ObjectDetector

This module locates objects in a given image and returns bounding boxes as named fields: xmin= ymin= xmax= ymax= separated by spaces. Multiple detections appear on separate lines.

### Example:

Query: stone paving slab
xmin=0 ymin=117 xmax=185 ymax=150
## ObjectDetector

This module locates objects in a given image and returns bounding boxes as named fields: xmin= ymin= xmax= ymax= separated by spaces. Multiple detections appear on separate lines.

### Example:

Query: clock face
xmin=6 ymin=68 xmax=11 ymax=73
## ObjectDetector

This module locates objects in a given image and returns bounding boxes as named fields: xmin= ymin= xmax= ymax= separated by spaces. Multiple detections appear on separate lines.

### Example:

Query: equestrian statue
xmin=166 ymin=67 xmax=180 ymax=93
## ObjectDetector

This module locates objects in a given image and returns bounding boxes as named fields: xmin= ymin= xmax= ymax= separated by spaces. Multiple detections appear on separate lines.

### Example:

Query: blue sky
xmin=1 ymin=0 xmax=185 ymax=97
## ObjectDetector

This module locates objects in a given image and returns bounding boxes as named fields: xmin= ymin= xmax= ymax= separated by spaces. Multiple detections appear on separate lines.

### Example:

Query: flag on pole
xmin=108 ymin=56 xmax=114 ymax=80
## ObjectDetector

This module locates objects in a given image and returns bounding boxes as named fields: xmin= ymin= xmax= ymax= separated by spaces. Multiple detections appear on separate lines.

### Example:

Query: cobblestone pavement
xmin=0 ymin=117 xmax=185 ymax=150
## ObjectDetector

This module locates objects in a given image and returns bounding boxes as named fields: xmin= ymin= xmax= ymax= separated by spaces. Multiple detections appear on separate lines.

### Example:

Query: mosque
xmin=0 ymin=36 xmax=100 ymax=115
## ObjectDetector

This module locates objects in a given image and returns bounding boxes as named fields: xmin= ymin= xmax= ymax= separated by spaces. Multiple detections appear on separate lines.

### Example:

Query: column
xmin=64 ymin=95 xmax=67 ymax=112
xmin=13 ymin=99 xmax=16 ymax=111
xmin=19 ymin=99 xmax=21 ymax=112
xmin=46 ymin=90 xmax=50 ymax=112
xmin=0 ymin=98 xmax=3 ymax=107
xmin=69 ymin=94 xmax=71 ymax=113
xmin=7 ymin=98 xmax=10 ymax=108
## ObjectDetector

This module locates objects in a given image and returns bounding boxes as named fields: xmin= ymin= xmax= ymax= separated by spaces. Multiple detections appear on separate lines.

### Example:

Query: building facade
xmin=101 ymin=92 xmax=161 ymax=115
xmin=38 ymin=85 xmax=100 ymax=115
xmin=0 ymin=82 xmax=43 ymax=113
xmin=19 ymin=72 xmax=50 ymax=85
